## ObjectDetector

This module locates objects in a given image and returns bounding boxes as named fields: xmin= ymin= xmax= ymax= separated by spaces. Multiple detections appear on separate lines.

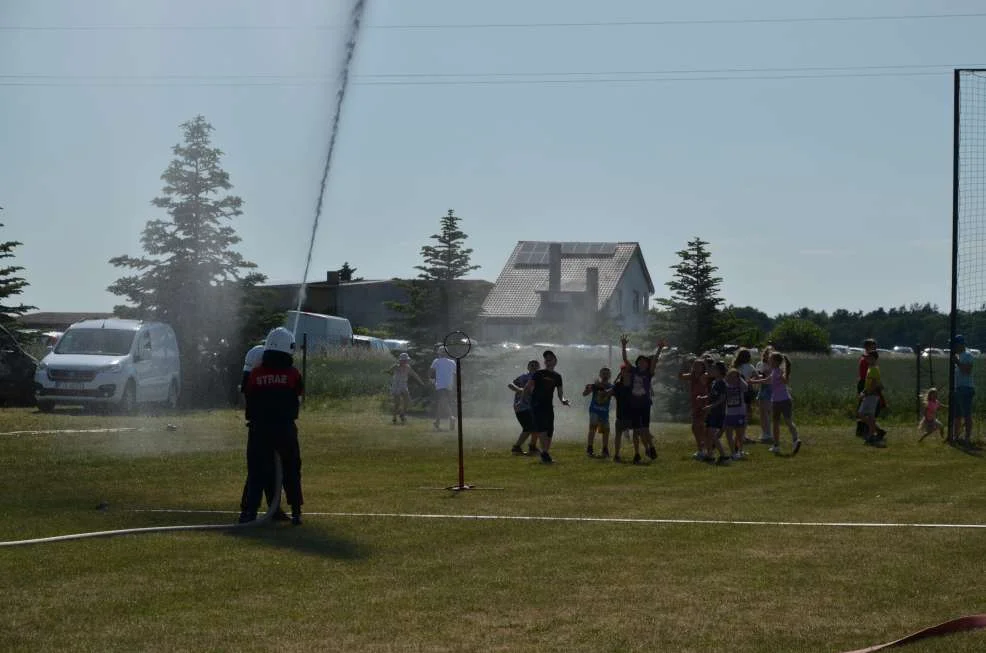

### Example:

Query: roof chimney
xmin=586 ymin=267 xmax=599 ymax=311
xmin=326 ymin=270 xmax=340 ymax=286
xmin=548 ymin=243 xmax=562 ymax=292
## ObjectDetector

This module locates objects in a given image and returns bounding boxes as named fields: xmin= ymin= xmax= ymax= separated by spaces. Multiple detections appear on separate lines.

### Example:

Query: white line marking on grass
xmin=0 ymin=427 xmax=141 ymax=436
xmin=132 ymin=509 xmax=986 ymax=530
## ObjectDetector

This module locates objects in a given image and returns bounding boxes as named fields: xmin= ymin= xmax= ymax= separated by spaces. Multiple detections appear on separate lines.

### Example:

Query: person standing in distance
xmin=525 ymin=350 xmax=570 ymax=464
xmin=430 ymin=345 xmax=458 ymax=431
xmin=240 ymin=327 xmax=305 ymax=526
xmin=951 ymin=334 xmax=975 ymax=445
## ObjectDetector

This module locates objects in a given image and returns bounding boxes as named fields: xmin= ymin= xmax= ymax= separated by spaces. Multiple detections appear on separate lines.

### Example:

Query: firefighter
xmin=239 ymin=327 xmax=305 ymax=526
xmin=239 ymin=339 xmax=288 ymax=522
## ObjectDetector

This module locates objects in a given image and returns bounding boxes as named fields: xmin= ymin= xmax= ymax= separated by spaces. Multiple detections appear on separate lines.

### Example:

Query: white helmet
xmin=264 ymin=327 xmax=296 ymax=354
xmin=399 ymin=352 xmax=410 ymax=361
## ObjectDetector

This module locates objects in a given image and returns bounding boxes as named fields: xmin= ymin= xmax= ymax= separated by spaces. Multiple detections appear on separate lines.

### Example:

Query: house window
xmin=642 ymin=294 xmax=649 ymax=312
xmin=616 ymin=290 xmax=623 ymax=316
xmin=633 ymin=291 xmax=640 ymax=314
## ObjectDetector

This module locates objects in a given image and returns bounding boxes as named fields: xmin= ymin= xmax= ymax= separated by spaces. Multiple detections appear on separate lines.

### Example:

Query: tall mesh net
xmin=950 ymin=70 xmax=986 ymax=437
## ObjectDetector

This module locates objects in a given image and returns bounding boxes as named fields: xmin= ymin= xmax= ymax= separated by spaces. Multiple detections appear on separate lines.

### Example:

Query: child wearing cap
xmin=388 ymin=352 xmax=424 ymax=424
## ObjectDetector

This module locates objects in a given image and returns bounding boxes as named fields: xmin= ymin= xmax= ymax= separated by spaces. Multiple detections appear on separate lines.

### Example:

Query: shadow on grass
xmin=947 ymin=440 xmax=985 ymax=458
xmin=226 ymin=524 xmax=366 ymax=560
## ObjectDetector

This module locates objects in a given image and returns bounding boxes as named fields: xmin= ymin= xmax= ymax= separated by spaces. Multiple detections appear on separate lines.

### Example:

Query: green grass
xmin=2 ymin=404 xmax=986 ymax=652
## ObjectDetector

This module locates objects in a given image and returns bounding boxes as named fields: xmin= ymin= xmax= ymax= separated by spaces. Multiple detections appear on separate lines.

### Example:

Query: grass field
xmin=2 ymin=402 xmax=986 ymax=652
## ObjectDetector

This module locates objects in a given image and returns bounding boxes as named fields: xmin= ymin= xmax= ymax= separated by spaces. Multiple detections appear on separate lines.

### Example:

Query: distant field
xmin=2 ymin=404 xmax=986 ymax=652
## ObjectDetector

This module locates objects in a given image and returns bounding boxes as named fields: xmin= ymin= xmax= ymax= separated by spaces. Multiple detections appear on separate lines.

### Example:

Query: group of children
xmin=677 ymin=346 xmax=800 ymax=464
xmin=508 ymin=338 xmax=804 ymax=465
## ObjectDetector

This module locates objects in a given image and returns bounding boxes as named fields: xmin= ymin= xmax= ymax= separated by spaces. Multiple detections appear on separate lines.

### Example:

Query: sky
xmin=1 ymin=0 xmax=984 ymax=317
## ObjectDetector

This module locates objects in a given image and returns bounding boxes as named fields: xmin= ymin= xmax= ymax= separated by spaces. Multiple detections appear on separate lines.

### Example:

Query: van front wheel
xmin=37 ymin=400 xmax=55 ymax=414
xmin=118 ymin=381 xmax=137 ymax=416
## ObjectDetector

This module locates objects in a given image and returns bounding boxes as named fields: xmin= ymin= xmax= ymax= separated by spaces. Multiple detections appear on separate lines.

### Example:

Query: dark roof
xmin=17 ymin=312 xmax=116 ymax=328
xmin=482 ymin=241 xmax=654 ymax=319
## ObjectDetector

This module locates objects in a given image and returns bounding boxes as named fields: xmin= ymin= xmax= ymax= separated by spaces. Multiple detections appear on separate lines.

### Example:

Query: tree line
xmin=0 ymin=115 xmax=976 ymax=407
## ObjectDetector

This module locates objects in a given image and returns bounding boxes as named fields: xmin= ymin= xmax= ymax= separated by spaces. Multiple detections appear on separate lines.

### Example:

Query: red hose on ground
xmin=842 ymin=614 xmax=986 ymax=652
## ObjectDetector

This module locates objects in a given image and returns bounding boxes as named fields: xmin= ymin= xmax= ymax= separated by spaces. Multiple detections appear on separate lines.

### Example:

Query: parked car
xmin=383 ymin=339 xmax=411 ymax=352
xmin=35 ymin=319 xmax=181 ymax=413
xmin=969 ymin=348 xmax=982 ymax=357
xmin=0 ymin=324 xmax=38 ymax=405
xmin=830 ymin=345 xmax=850 ymax=356
xmin=922 ymin=348 xmax=946 ymax=358
xmin=893 ymin=346 xmax=914 ymax=355
xmin=352 ymin=334 xmax=389 ymax=352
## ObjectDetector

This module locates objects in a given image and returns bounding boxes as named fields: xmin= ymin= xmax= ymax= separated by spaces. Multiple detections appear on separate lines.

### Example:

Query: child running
xmin=620 ymin=335 xmax=666 ymax=463
xmin=582 ymin=367 xmax=614 ymax=458
xmin=918 ymin=387 xmax=945 ymax=442
xmin=751 ymin=352 xmax=801 ymax=456
xmin=699 ymin=361 xmax=730 ymax=464
xmin=525 ymin=350 xmax=571 ymax=464
xmin=755 ymin=347 xmax=773 ymax=443
xmin=723 ymin=367 xmax=749 ymax=459
xmin=388 ymin=353 xmax=424 ymax=424
xmin=509 ymin=360 xmax=541 ymax=455
xmin=679 ymin=357 xmax=710 ymax=460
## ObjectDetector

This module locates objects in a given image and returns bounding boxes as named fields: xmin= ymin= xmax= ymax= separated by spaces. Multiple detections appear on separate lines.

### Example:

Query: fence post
xmin=915 ymin=345 xmax=922 ymax=421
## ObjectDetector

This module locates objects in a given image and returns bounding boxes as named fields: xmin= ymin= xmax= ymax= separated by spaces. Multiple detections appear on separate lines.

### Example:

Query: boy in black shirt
xmin=525 ymin=350 xmax=570 ymax=464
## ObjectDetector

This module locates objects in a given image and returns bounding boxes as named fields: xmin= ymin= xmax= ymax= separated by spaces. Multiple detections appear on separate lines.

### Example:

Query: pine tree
xmin=338 ymin=262 xmax=362 ymax=282
xmin=388 ymin=209 xmax=483 ymax=348
xmin=0 ymin=222 xmax=35 ymax=326
xmin=650 ymin=237 xmax=724 ymax=354
xmin=108 ymin=116 xmax=264 ymax=404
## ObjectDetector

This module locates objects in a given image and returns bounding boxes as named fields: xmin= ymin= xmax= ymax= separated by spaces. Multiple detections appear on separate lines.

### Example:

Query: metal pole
xmin=455 ymin=358 xmax=465 ymax=489
xmin=949 ymin=69 xmax=962 ymax=440
xmin=301 ymin=333 xmax=308 ymax=409
xmin=915 ymin=346 xmax=922 ymax=421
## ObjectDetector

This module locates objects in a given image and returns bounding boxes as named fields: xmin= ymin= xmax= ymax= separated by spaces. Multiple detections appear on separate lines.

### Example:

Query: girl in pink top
xmin=750 ymin=352 xmax=801 ymax=456
xmin=919 ymin=387 xmax=945 ymax=441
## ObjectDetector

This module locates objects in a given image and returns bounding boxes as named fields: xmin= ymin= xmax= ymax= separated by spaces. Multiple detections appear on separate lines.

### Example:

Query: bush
xmin=769 ymin=318 xmax=830 ymax=353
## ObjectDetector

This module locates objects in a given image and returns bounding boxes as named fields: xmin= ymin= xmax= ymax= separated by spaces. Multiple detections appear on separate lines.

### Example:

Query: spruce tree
xmin=0 ymin=222 xmax=35 ymax=327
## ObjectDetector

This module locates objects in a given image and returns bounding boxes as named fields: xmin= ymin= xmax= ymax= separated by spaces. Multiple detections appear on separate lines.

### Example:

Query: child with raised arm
xmin=620 ymin=334 xmax=667 ymax=463
xmin=918 ymin=387 xmax=945 ymax=442
xmin=582 ymin=367 xmax=614 ymax=458
xmin=510 ymin=360 xmax=541 ymax=455
xmin=388 ymin=352 xmax=424 ymax=425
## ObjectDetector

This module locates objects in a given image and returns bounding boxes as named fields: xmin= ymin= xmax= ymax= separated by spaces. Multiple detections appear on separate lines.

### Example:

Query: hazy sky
xmin=2 ymin=0 xmax=984 ymax=317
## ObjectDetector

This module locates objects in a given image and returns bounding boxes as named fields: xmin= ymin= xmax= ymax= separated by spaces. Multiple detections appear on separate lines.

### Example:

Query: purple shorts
xmin=725 ymin=414 xmax=747 ymax=428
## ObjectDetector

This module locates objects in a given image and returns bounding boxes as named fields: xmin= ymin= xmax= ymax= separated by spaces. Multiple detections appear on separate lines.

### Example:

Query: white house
xmin=480 ymin=241 xmax=655 ymax=343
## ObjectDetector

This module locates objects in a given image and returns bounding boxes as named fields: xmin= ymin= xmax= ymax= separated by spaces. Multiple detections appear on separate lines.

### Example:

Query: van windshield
xmin=54 ymin=329 xmax=136 ymax=356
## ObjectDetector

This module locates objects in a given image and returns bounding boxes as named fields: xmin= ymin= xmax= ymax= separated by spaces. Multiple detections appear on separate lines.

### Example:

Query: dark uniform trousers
xmin=243 ymin=422 xmax=303 ymax=515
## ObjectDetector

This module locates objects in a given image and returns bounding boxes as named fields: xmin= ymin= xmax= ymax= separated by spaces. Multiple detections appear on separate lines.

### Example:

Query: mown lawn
xmin=1 ymin=403 xmax=985 ymax=652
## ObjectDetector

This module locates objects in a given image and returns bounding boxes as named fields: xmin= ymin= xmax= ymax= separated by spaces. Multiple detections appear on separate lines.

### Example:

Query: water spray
xmin=293 ymin=0 xmax=367 ymax=334
xmin=4 ymin=0 xmax=369 ymax=547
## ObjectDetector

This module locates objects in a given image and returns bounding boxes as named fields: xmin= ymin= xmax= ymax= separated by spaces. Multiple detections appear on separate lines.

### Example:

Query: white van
xmin=285 ymin=310 xmax=353 ymax=351
xmin=35 ymin=319 xmax=181 ymax=413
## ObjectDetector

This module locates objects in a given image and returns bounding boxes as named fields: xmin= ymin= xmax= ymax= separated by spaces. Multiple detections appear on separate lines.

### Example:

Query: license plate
xmin=54 ymin=382 xmax=86 ymax=391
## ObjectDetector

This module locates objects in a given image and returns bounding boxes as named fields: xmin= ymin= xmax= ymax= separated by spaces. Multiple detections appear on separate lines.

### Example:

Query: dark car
xmin=0 ymin=324 xmax=37 ymax=405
